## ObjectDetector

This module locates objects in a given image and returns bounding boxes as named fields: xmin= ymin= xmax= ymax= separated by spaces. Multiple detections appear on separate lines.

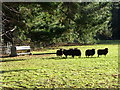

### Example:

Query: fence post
xmin=10 ymin=46 xmax=17 ymax=56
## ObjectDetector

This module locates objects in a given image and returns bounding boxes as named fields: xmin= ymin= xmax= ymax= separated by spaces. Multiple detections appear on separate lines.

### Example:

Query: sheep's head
xmin=74 ymin=48 xmax=78 ymax=50
xmin=63 ymin=49 xmax=66 ymax=51
xmin=60 ymin=49 xmax=62 ymax=51
xmin=92 ymin=49 xmax=95 ymax=51
xmin=105 ymin=48 xmax=108 ymax=51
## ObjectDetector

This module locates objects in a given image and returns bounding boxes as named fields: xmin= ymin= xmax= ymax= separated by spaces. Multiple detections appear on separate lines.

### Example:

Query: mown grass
xmin=0 ymin=44 xmax=119 ymax=88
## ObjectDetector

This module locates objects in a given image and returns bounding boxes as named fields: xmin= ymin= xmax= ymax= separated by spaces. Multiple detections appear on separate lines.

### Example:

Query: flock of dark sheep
xmin=56 ymin=48 xmax=108 ymax=58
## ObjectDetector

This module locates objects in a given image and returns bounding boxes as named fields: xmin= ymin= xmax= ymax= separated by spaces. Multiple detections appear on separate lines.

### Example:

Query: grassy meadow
xmin=0 ymin=44 xmax=119 ymax=88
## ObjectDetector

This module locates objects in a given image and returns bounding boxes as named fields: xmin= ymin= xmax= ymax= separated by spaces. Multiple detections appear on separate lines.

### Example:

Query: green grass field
xmin=0 ymin=44 xmax=119 ymax=88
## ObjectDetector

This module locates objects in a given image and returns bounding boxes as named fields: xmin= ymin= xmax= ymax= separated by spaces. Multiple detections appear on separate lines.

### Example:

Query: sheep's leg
xmin=72 ymin=55 xmax=74 ymax=58
xmin=65 ymin=55 xmax=67 ymax=58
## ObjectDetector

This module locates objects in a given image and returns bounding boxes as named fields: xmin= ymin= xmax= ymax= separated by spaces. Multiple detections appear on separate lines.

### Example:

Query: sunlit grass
xmin=0 ymin=44 xmax=118 ymax=88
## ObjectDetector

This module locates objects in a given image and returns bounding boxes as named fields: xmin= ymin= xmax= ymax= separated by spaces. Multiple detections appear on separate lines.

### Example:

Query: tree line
xmin=2 ymin=2 xmax=120 ymax=48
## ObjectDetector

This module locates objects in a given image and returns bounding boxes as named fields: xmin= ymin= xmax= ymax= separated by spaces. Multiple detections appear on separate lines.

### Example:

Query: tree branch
xmin=1 ymin=26 xmax=17 ymax=36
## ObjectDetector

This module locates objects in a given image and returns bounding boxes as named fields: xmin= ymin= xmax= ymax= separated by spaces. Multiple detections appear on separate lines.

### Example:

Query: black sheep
xmin=72 ymin=48 xmax=81 ymax=58
xmin=63 ymin=49 xmax=74 ymax=58
xmin=63 ymin=48 xmax=81 ymax=58
xmin=97 ymin=48 xmax=108 ymax=57
xmin=56 ymin=49 xmax=63 ymax=57
xmin=85 ymin=49 xmax=95 ymax=57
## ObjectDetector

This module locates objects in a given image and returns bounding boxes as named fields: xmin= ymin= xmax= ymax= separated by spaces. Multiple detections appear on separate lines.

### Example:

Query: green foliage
xmin=1 ymin=44 xmax=118 ymax=88
xmin=97 ymin=40 xmax=120 ymax=44
xmin=75 ymin=2 xmax=112 ymax=42
xmin=2 ymin=3 xmax=26 ymax=44
xmin=2 ymin=2 xmax=120 ymax=47
xmin=111 ymin=2 xmax=120 ymax=39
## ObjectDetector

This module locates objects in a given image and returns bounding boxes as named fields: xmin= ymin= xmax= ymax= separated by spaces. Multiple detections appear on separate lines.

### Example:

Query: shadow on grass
xmin=41 ymin=57 xmax=66 ymax=60
xmin=41 ymin=56 xmax=100 ymax=60
xmin=0 ymin=56 xmax=12 ymax=58
xmin=33 ymin=53 xmax=56 ymax=55
xmin=0 ymin=57 xmax=101 ymax=74
xmin=0 ymin=59 xmax=26 ymax=62
xmin=0 ymin=69 xmax=38 ymax=74
xmin=0 ymin=53 xmax=56 ymax=58
xmin=83 ymin=57 xmax=99 ymax=58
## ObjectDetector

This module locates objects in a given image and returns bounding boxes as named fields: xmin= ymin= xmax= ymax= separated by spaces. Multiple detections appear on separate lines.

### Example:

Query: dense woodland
xmin=2 ymin=2 xmax=120 ymax=48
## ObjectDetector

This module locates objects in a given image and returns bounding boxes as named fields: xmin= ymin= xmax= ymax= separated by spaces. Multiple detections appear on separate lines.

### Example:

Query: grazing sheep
xmin=56 ymin=49 xmax=63 ymax=57
xmin=63 ymin=49 xmax=74 ymax=58
xmin=72 ymin=48 xmax=81 ymax=58
xmin=97 ymin=48 xmax=108 ymax=57
xmin=63 ymin=48 xmax=81 ymax=58
xmin=85 ymin=49 xmax=95 ymax=57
